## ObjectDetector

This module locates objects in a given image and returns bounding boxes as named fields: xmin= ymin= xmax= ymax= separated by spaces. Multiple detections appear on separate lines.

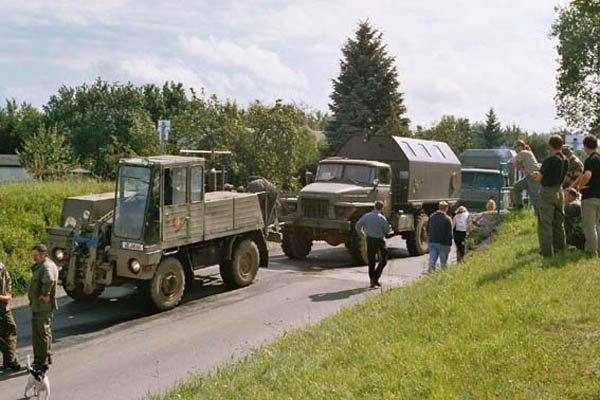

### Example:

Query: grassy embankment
xmin=0 ymin=181 xmax=112 ymax=294
xmin=153 ymin=210 xmax=600 ymax=399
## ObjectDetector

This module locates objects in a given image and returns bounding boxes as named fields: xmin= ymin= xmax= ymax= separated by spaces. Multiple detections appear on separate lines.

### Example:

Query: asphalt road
xmin=0 ymin=238 xmax=452 ymax=399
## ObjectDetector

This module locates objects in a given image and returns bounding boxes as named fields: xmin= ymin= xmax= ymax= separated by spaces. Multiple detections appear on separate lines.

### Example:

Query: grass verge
xmin=151 ymin=210 xmax=600 ymax=399
xmin=0 ymin=181 xmax=112 ymax=294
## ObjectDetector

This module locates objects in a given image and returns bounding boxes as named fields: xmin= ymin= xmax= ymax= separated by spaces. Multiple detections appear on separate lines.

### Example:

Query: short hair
xmin=549 ymin=135 xmax=563 ymax=150
xmin=583 ymin=135 xmax=598 ymax=150
xmin=566 ymin=188 xmax=578 ymax=198
xmin=513 ymin=140 xmax=526 ymax=150
xmin=439 ymin=201 xmax=449 ymax=211
xmin=32 ymin=244 xmax=48 ymax=255
xmin=374 ymin=200 xmax=384 ymax=211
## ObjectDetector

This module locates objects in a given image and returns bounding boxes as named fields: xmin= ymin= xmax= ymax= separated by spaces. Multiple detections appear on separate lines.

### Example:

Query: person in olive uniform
xmin=0 ymin=262 xmax=20 ymax=371
xmin=562 ymin=146 xmax=584 ymax=188
xmin=28 ymin=244 xmax=58 ymax=370
xmin=564 ymin=188 xmax=584 ymax=250
xmin=532 ymin=135 xmax=569 ymax=257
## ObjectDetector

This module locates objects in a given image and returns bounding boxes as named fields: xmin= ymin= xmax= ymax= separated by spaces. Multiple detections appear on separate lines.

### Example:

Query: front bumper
xmin=281 ymin=216 xmax=352 ymax=231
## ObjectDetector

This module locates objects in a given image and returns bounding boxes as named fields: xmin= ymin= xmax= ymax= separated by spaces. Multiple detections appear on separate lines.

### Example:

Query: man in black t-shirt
xmin=532 ymin=135 xmax=569 ymax=257
xmin=570 ymin=135 xmax=600 ymax=256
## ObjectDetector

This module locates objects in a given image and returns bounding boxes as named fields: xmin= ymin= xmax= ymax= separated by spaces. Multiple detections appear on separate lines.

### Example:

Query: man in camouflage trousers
xmin=0 ymin=262 xmax=20 ymax=371
xmin=28 ymin=244 xmax=58 ymax=370
xmin=562 ymin=146 xmax=584 ymax=188
xmin=564 ymin=188 xmax=585 ymax=250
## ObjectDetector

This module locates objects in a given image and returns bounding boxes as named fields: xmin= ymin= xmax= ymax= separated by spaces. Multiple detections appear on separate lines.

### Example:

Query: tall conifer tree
xmin=325 ymin=20 xmax=409 ymax=153
xmin=482 ymin=107 xmax=503 ymax=148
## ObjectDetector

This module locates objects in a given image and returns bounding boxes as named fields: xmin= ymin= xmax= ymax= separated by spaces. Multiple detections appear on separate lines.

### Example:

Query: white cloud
xmin=179 ymin=35 xmax=308 ymax=89
xmin=118 ymin=57 xmax=205 ymax=92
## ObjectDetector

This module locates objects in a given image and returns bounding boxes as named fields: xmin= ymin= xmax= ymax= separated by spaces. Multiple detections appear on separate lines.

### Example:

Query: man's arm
xmin=38 ymin=264 xmax=53 ymax=303
xmin=355 ymin=214 xmax=366 ymax=235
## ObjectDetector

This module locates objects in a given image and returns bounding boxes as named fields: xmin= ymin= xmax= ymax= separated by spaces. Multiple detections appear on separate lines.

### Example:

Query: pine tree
xmin=325 ymin=20 xmax=409 ymax=153
xmin=482 ymin=108 xmax=503 ymax=148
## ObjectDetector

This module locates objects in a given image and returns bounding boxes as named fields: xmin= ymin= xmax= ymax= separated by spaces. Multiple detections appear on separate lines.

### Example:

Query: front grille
xmin=302 ymin=198 xmax=329 ymax=219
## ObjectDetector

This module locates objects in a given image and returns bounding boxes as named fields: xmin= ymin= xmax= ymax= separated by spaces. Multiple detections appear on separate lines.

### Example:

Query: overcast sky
xmin=0 ymin=1 xmax=566 ymax=132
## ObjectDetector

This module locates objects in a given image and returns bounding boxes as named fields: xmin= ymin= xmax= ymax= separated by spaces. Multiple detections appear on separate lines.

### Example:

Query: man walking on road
xmin=355 ymin=201 xmax=392 ymax=288
xmin=0 ymin=262 xmax=20 ymax=372
xmin=570 ymin=135 xmax=600 ymax=257
xmin=28 ymin=244 xmax=58 ymax=370
xmin=427 ymin=201 xmax=453 ymax=273
xmin=532 ymin=135 xmax=569 ymax=257
xmin=510 ymin=140 xmax=541 ymax=214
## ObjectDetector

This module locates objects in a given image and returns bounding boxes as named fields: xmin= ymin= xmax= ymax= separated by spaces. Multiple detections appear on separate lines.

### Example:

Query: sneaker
xmin=3 ymin=362 xmax=21 ymax=372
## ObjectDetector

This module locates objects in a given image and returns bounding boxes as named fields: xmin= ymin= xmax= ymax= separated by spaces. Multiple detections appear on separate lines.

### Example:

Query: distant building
xmin=0 ymin=154 xmax=33 ymax=182
xmin=566 ymin=135 xmax=585 ymax=151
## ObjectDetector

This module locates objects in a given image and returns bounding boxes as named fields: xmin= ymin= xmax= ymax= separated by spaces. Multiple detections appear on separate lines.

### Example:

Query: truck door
xmin=188 ymin=165 xmax=205 ymax=243
xmin=162 ymin=166 xmax=190 ymax=245
xmin=377 ymin=167 xmax=392 ymax=213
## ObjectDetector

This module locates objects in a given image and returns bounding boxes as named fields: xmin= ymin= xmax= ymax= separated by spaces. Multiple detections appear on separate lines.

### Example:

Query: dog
xmin=24 ymin=355 xmax=50 ymax=400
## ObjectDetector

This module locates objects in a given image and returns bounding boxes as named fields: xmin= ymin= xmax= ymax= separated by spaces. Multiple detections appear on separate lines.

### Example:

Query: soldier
xmin=562 ymin=146 xmax=584 ymax=188
xmin=532 ymin=135 xmax=569 ymax=257
xmin=570 ymin=135 xmax=600 ymax=256
xmin=355 ymin=201 xmax=392 ymax=288
xmin=509 ymin=140 xmax=541 ymax=214
xmin=564 ymin=188 xmax=584 ymax=250
xmin=0 ymin=262 xmax=20 ymax=371
xmin=28 ymin=244 xmax=58 ymax=370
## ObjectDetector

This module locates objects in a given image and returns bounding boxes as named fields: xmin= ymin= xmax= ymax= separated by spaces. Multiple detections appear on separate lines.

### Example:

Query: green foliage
xmin=0 ymin=99 xmax=44 ymax=154
xmin=152 ymin=211 xmax=600 ymax=399
xmin=551 ymin=1 xmax=600 ymax=130
xmin=414 ymin=115 xmax=474 ymax=155
xmin=0 ymin=181 xmax=112 ymax=294
xmin=325 ymin=20 xmax=409 ymax=153
xmin=481 ymin=107 xmax=504 ymax=148
xmin=17 ymin=125 xmax=74 ymax=180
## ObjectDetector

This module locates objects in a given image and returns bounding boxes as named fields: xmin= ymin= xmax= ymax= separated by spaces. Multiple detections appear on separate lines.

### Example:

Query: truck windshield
xmin=114 ymin=166 xmax=151 ymax=240
xmin=316 ymin=163 xmax=375 ymax=185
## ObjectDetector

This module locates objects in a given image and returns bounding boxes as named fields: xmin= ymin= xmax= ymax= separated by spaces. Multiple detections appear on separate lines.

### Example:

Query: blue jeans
xmin=428 ymin=242 xmax=449 ymax=273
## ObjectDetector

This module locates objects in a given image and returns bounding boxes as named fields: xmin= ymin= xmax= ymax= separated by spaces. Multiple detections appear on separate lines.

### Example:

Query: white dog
xmin=24 ymin=355 xmax=50 ymax=400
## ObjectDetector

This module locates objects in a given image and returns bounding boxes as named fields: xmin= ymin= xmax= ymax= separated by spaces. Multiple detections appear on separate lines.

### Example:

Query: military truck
xmin=460 ymin=149 xmax=517 ymax=185
xmin=46 ymin=155 xmax=268 ymax=311
xmin=279 ymin=135 xmax=461 ymax=261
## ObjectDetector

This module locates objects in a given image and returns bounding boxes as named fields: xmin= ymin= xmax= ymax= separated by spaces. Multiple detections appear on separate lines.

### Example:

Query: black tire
xmin=220 ymin=239 xmax=260 ymax=288
xmin=281 ymin=226 xmax=312 ymax=260
xmin=63 ymin=284 xmax=104 ymax=302
xmin=407 ymin=214 xmax=429 ymax=256
xmin=348 ymin=233 xmax=369 ymax=265
xmin=149 ymin=257 xmax=186 ymax=311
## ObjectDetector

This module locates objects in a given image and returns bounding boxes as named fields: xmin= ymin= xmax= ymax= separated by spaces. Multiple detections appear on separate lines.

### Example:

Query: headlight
xmin=129 ymin=259 xmax=141 ymax=274
xmin=335 ymin=206 xmax=350 ymax=218
xmin=82 ymin=210 xmax=91 ymax=221
xmin=54 ymin=248 xmax=64 ymax=261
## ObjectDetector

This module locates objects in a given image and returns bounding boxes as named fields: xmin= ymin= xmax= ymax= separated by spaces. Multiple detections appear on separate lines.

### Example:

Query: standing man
xmin=564 ymin=188 xmax=585 ymax=250
xmin=510 ymin=140 xmax=541 ymax=214
xmin=0 ymin=262 xmax=20 ymax=371
xmin=427 ymin=201 xmax=453 ymax=273
xmin=355 ymin=201 xmax=392 ymax=288
xmin=562 ymin=146 xmax=584 ymax=188
xmin=28 ymin=244 xmax=58 ymax=370
xmin=570 ymin=135 xmax=600 ymax=257
xmin=532 ymin=135 xmax=569 ymax=257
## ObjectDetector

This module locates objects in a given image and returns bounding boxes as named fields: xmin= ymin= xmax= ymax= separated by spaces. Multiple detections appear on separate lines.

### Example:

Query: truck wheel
xmin=149 ymin=257 xmax=185 ymax=311
xmin=220 ymin=239 xmax=260 ymax=287
xmin=282 ymin=226 xmax=312 ymax=259
xmin=348 ymin=234 xmax=369 ymax=265
xmin=407 ymin=215 xmax=429 ymax=256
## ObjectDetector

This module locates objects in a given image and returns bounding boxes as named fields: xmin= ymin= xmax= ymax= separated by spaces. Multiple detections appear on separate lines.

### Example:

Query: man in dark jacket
xmin=427 ymin=201 xmax=453 ymax=272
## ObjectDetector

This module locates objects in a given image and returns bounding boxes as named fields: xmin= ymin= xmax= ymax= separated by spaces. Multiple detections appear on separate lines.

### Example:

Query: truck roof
xmin=319 ymin=158 xmax=391 ymax=168
xmin=461 ymin=168 xmax=505 ymax=174
xmin=120 ymin=155 xmax=205 ymax=166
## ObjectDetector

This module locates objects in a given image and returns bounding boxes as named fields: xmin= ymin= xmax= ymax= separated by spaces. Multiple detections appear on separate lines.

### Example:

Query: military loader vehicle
xmin=46 ymin=155 xmax=268 ymax=311
xmin=279 ymin=135 xmax=461 ymax=262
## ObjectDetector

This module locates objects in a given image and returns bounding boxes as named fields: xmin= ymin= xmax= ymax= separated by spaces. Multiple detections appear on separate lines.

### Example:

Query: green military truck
xmin=46 ymin=155 xmax=268 ymax=310
xmin=280 ymin=135 xmax=461 ymax=262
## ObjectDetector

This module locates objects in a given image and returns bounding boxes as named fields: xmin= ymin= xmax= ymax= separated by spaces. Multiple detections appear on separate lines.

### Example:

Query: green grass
xmin=151 ymin=211 xmax=600 ymax=399
xmin=0 ymin=180 xmax=113 ymax=294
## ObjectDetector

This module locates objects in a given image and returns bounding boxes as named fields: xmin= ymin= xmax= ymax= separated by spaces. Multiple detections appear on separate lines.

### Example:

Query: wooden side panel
xmin=205 ymin=198 xmax=234 ymax=237
xmin=189 ymin=202 xmax=205 ymax=242
xmin=234 ymin=195 xmax=263 ymax=230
